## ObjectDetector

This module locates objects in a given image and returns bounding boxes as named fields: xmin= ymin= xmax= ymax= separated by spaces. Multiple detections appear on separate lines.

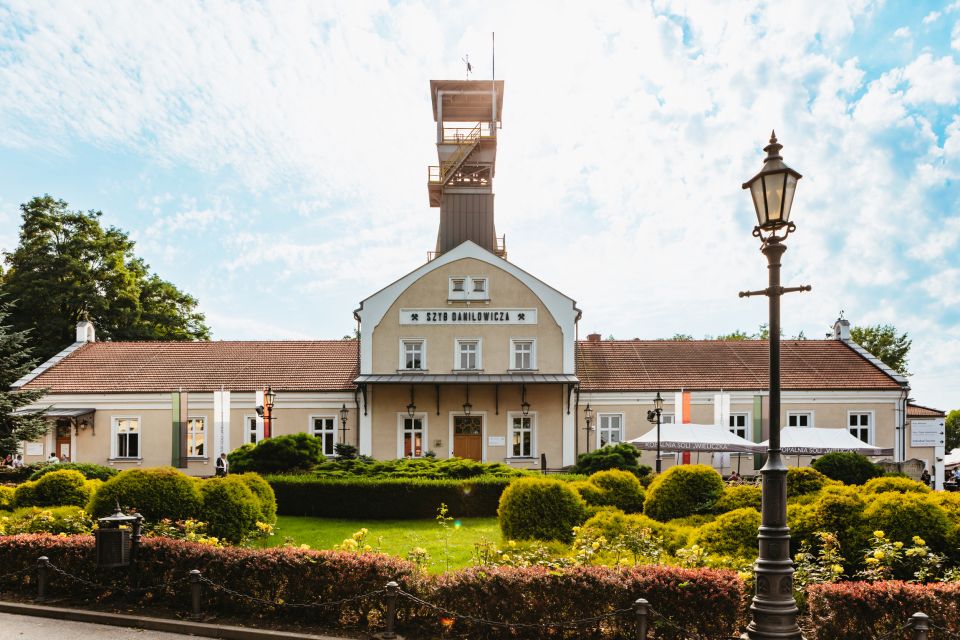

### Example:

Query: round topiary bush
xmin=643 ymin=464 xmax=725 ymax=522
xmin=572 ymin=443 xmax=651 ymax=477
xmin=812 ymin=451 xmax=883 ymax=485
xmin=236 ymin=473 xmax=277 ymax=524
xmin=695 ymin=507 xmax=761 ymax=558
xmin=0 ymin=485 xmax=15 ymax=510
xmin=29 ymin=462 xmax=119 ymax=482
xmin=862 ymin=493 xmax=952 ymax=552
xmin=14 ymin=469 xmax=91 ymax=508
xmin=787 ymin=466 xmax=830 ymax=497
xmin=498 ymin=477 xmax=586 ymax=543
xmin=228 ymin=433 xmax=324 ymax=474
xmin=807 ymin=485 xmax=869 ymax=557
xmin=200 ymin=476 xmax=261 ymax=543
xmin=87 ymin=467 xmax=203 ymax=521
xmin=581 ymin=469 xmax=646 ymax=513
xmin=577 ymin=508 xmax=692 ymax=553
xmin=713 ymin=484 xmax=761 ymax=513
xmin=862 ymin=476 xmax=931 ymax=495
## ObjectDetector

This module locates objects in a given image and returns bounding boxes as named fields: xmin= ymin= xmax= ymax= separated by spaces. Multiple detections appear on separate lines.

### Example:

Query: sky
xmin=0 ymin=0 xmax=957 ymax=411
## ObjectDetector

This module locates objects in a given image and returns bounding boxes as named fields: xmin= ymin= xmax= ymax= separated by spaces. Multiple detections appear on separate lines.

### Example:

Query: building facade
xmin=12 ymin=77 xmax=946 ymax=483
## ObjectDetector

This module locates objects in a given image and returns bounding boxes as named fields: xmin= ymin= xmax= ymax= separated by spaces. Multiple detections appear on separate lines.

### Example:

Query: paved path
xmin=0 ymin=611 xmax=197 ymax=639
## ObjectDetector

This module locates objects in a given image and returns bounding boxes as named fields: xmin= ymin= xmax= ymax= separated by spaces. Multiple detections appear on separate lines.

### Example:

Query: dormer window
xmin=451 ymin=278 xmax=465 ymax=292
xmin=449 ymin=276 xmax=490 ymax=301
xmin=473 ymin=278 xmax=486 ymax=293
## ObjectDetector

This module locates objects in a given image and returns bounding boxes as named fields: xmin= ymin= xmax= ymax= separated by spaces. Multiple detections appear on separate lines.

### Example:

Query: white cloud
xmin=922 ymin=11 xmax=941 ymax=25
xmin=893 ymin=26 xmax=911 ymax=39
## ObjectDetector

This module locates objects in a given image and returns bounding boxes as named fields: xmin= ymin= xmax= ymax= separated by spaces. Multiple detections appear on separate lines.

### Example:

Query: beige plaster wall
xmin=371 ymin=257 xmax=564 ymax=374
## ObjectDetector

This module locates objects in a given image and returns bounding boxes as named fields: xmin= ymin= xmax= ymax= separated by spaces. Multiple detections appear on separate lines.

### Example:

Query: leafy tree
xmin=716 ymin=330 xmax=752 ymax=341
xmin=946 ymin=409 xmax=959 ymax=453
xmin=0 ymin=301 xmax=49 ymax=457
xmin=849 ymin=324 xmax=911 ymax=376
xmin=0 ymin=196 xmax=210 ymax=359
xmin=669 ymin=333 xmax=693 ymax=341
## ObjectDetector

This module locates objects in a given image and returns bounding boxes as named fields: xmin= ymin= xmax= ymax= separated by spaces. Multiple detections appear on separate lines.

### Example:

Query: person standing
xmin=215 ymin=453 xmax=229 ymax=476
xmin=920 ymin=468 xmax=932 ymax=487
xmin=11 ymin=455 xmax=24 ymax=468
xmin=46 ymin=452 xmax=59 ymax=465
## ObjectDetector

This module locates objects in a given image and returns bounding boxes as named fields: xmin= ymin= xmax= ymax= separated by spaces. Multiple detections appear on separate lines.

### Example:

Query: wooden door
xmin=453 ymin=415 xmax=483 ymax=461
xmin=55 ymin=421 xmax=71 ymax=461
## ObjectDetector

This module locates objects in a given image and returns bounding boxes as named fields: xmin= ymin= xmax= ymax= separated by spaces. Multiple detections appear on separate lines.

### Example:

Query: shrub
xmin=714 ymin=484 xmax=761 ymax=513
xmin=87 ymin=467 xmax=203 ymax=521
xmin=861 ymin=493 xmax=952 ymax=552
xmin=807 ymin=581 xmax=960 ymax=640
xmin=0 ymin=486 xmax=14 ymax=510
xmin=199 ymin=476 xmax=261 ymax=543
xmin=0 ymin=462 xmax=46 ymax=484
xmin=807 ymin=485 xmax=869 ymax=559
xmin=311 ymin=456 xmax=527 ymax=479
xmin=643 ymin=464 xmax=724 ymax=522
xmin=29 ymin=462 xmax=119 ymax=482
xmin=228 ymin=433 xmax=324 ymax=474
xmin=862 ymin=476 xmax=931 ymax=495
xmin=578 ymin=508 xmax=691 ymax=553
xmin=695 ymin=507 xmax=760 ymax=558
xmin=268 ymin=476 xmax=510 ymax=519
xmin=236 ymin=473 xmax=277 ymax=524
xmin=14 ymin=470 xmax=92 ymax=508
xmin=577 ymin=469 xmax=645 ymax=513
xmin=498 ymin=477 xmax=586 ymax=543
xmin=812 ymin=451 xmax=883 ymax=485
xmin=572 ymin=443 xmax=651 ymax=477
xmin=0 ymin=506 xmax=94 ymax=535
xmin=787 ymin=466 xmax=830 ymax=497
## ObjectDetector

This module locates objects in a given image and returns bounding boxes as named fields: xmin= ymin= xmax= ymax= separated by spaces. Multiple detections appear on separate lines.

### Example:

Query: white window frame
xmin=111 ymin=416 xmax=142 ymax=459
xmin=471 ymin=276 xmax=487 ymax=294
xmin=787 ymin=411 xmax=814 ymax=428
xmin=507 ymin=411 xmax=537 ymax=459
xmin=448 ymin=276 xmax=490 ymax=301
xmin=847 ymin=410 xmax=874 ymax=445
xmin=244 ymin=414 xmax=264 ymax=445
xmin=450 ymin=277 xmax=466 ymax=293
xmin=597 ymin=412 xmax=624 ymax=448
xmin=454 ymin=337 xmax=482 ymax=371
xmin=399 ymin=338 xmax=427 ymax=371
xmin=187 ymin=415 xmax=208 ymax=459
xmin=729 ymin=412 xmax=750 ymax=440
xmin=661 ymin=413 xmax=676 ymax=424
xmin=509 ymin=338 xmax=536 ymax=371
xmin=311 ymin=415 xmax=337 ymax=457
xmin=397 ymin=413 xmax=428 ymax=458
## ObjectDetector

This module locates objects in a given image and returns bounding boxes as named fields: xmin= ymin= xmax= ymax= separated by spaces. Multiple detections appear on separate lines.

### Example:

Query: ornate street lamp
xmin=583 ymin=403 xmax=594 ymax=453
xmin=463 ymin=386 xmax=472 ymax=416
xmin=407 ymin=386 xmax=417 ymax=418
xmin=739 ymin=132 xmax=810 ymax=640
xmin=256 ymin=386 xmax=277 ymax=439
xmin=339 ymin=403 xmax=349 ymax=444
xmin=646 ymin=391 xmax=664 ymax=473
xmin=520 ymin=384 xmax=530 ymax=416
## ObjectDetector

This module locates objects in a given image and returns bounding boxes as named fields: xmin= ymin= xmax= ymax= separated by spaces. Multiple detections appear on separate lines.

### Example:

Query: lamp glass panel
xmin=763 ymin=173 xmax=786 ymax=223
xmin=781 ymin=174 xmax=798 ymax=223
xmin=750 ymin=179 xmax=766 ymax=226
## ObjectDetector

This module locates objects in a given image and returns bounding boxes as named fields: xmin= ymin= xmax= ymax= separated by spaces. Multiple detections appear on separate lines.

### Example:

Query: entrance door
xmin=453 ymin=415 xmax=483 ymax=461
xmin=55 ymin=421 xmax=71 ymax=461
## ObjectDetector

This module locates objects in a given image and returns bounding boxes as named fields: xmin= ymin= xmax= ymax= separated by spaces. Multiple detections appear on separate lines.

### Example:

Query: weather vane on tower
xmin=462 ymin=54 xmax=473 ymax=80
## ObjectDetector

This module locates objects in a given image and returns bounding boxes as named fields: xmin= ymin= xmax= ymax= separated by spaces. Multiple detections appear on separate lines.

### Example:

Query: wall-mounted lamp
xmin=521 ymin=384 xmax=530 ymax=416
xmin=407 ymin=386 xmax=417 ymax=418
xmin=463 ymin=386 xmax=472 ymax=416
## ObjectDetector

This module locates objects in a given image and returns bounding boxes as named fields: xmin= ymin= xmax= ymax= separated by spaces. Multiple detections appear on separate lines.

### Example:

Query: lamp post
xmin=339 ymin=403 xmax=349 ymax=444
xmin=646 ymin=392 xmax=664 ymax=473
xmin=739 ymin=132 xmax=810 ymax=640
xmin=256 ymin=387 xmax=277 ymax=439
xmin=583 ymin=403 xmax=594 ymax=452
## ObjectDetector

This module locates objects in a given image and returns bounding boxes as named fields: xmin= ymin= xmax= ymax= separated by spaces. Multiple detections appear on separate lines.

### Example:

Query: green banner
xmin=753 ymin=395 xmax=763 ymax=470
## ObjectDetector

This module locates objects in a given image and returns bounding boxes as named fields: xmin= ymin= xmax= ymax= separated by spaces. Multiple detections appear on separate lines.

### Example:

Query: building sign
xmin=488 ymin=436 xmax=505 ymax=446
xmin=400 ymin=308 xmax=537 ymax=325
xmin=910 ymin=419 xmax=945 ymax=448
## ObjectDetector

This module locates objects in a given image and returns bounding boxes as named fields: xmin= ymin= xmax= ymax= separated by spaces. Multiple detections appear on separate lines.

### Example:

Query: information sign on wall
xmin=400 ymin=309 xmax=537 ymax=325
xmin=910 ymin=419 xmax=945 ymax=448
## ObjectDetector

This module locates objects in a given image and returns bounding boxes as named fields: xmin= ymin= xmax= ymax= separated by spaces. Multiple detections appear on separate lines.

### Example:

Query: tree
xmin=0 ymin=196 xmax=210 ymax=358
xmin=946 ymin=409 xmax=960 ymax=453
xmin=849 ymin=324 xmax=911 ymax=376
xmin=0 ymin=300 xmax=48 ymax=457
xmin=716 ymin=330 xmax=752 ymax=341
xmin=669 ymin=333 xmax=693 ymax=341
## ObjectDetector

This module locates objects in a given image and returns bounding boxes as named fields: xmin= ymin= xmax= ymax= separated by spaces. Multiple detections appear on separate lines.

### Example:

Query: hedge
xmin=267 ymin=475 xmax=511 ymax=519
xmin=806 ymin=581 xmax=960 ymax=640
xmin=29 ymin=462 xmax=119 ymax=482
xmin=0 ymin=535 xmax=746 ymax=638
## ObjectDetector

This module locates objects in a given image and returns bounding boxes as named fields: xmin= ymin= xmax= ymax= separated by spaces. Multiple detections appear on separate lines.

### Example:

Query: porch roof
xmin=354 ymin=373 xmax=578 ymax=385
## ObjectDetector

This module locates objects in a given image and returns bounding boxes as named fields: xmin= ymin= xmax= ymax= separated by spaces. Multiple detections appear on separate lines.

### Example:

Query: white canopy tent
xmin=757 ymin=427 xmax=893 ymax=457
xmin=628 ymin=423 xmax=764 ymax=454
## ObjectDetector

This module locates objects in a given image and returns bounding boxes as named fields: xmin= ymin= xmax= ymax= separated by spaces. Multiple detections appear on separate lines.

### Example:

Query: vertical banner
xmin=676 ymin=391 xmax=692 ymax=464
xmin=254 ymin=389 xmax=265 ymax=443
xmin=171 ymin=392 xmax=181 ymax=467
xmin=179 ymin=391 xmax=189 ymax=468
xmin=713 ymin=393 xmax=732 ymax=471
xmin=213 ymin=390 xmax=231 ymax=459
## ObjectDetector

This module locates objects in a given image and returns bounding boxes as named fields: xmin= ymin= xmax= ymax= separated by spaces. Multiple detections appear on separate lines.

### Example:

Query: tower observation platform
xmin=427 ymin=79 xmax=506 ymax=261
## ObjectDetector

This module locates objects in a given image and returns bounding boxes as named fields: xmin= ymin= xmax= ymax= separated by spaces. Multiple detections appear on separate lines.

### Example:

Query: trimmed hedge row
xmin=0 ymin=534 xmax=746 ymax=638
xmin=267 ymin=475 xmax=511 ymax=519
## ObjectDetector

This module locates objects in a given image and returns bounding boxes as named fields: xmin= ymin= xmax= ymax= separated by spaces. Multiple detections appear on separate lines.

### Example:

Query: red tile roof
xmin=20 ymin=341 xmax=359 ymax=393
xmin=576 ymin=339 xmax=904 ymax=392
xmin=907 ymin=403 xmax=945 ymax=418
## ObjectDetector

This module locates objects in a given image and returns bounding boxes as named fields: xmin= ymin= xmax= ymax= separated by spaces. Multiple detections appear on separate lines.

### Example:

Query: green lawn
xmin=258 ymin=516 xmax=501 ymax=573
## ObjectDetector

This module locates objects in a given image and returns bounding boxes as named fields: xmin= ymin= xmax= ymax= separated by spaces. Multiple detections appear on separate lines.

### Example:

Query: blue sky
xmin=0 ymin=0 xmax=958 ymax=410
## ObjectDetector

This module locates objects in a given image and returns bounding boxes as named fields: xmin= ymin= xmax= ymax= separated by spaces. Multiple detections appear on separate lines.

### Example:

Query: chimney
xmin=76 ymin=320 xmax=95 ymax=343
xmin=586 ymin=332 xmax=602 ymax=342
xmin=833 ymin=317 xmax=850 ymax=341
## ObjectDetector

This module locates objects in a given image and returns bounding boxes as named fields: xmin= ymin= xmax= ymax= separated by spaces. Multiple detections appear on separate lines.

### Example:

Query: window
xmin=451 ymin=278 xmax=465 ymax=292
xmin=729 ymin=413 xmax=749 ymax=440
xmin=510 ymin=414 xmax=534 ymax=457
xmin=312 ymin=416 xmax=336 ymax=456
xmin=598 ymin=414 xmax=623 ymax=447
xmin=401 ymin=339 xmax=425 ymax=370
xmin=449 ymin=276 xmax=490 ymax=300
xmin=849 ymin=412 xmax=873 ymax=444
xmin=456 ymin=338 xmax=481 ymax=370
xmin=473 ymin=278 xmax=486 ymax=293
xmin=510 ymin=339 xmax=535 ymax=370
xmin=661 ymin=413 xmax=676 ymax=424
xmin=787 ymin=412 xmax=813 ymax=428
xmin=246 ymin=415 xmax=263 ymax=445
xmin=187 ymin=417 xmax=206 ymax=458
xmin=113 ymin=417 xmax=140 ymax=458
xmin=401 ymin=416 xmax=425 ymax=458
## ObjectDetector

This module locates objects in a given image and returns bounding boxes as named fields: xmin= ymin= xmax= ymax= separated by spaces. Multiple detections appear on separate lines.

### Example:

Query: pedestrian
xmin=920 ymin=468 xmax=931 ymax=487
xmin=46 ymin=452 xmax=59 ymax=465
xmin=11 ymin=454 xmax=23 ymax=468
xmin=215 ymin=452 xmax=229 ymax=476
xmin=953 ymin=467 xmax=960 ymax=484
xmin=728 ymin=470 xmax=742 ymax=482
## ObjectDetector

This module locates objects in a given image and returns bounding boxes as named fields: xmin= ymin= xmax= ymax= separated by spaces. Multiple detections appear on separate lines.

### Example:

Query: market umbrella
xmin=757 ymin=427 xmax=893 ymax=457
xmin=628 ymin=423 xmax=764 ymax=454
